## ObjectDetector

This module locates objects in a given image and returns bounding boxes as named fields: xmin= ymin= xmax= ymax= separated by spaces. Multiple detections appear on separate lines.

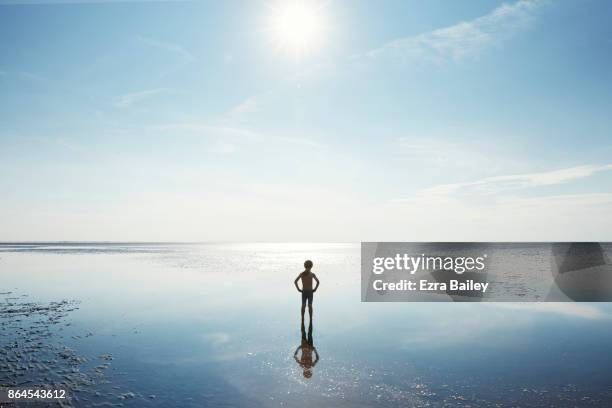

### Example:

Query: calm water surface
xmin=1 ymin=243 xmax=612 ymax=407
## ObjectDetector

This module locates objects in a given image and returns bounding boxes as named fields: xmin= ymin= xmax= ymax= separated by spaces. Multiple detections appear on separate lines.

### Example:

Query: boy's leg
xmin=308 ymin=292 xmax=313 ymax=320
xmin=301 ymin=292 xmax=306 ymax=321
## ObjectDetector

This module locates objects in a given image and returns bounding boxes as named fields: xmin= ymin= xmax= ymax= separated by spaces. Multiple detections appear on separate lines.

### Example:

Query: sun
xmin=266 ymin=1 xmax=327 ymax=56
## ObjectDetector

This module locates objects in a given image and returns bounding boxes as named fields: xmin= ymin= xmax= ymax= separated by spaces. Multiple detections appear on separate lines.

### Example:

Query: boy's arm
xmin=294 ymin=347 xmax=302 ymax=364
xmin=313 ymin=274 xmax=320 ymax=292
xmin=294 ymin=274 xmax=303 ymax=292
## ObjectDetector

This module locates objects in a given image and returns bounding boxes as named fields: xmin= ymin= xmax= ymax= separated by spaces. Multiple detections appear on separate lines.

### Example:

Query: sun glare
xmin=266 ymin=1 xmax=327 ymax=56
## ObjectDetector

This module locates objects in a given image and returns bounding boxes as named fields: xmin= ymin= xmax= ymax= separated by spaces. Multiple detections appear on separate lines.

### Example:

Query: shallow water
xmin=1 ymin=243 xmax=612 ymax=407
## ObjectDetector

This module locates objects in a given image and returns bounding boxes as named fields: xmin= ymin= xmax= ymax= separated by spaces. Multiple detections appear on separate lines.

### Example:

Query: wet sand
xmin=0 ymin=291 xmax=153 ymax=407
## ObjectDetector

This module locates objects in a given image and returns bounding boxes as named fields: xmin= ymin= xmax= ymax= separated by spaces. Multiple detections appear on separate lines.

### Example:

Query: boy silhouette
xmin=294 ymin=260 xmax=320 ymax=323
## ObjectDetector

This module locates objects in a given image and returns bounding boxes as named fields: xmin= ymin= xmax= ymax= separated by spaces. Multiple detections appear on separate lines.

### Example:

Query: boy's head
xmin=304 ymin=260 xmax=313 ymax=270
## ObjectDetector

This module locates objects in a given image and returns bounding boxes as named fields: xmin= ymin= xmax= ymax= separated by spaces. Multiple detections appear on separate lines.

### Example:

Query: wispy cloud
xmin=365 ymin=0 xmax=543 ymax=63
xmin=416 ymin=164 xmax=612 ymax=197
xmin=137 ymin=35 xmax=195 ymax=62
xmin=270 ymin=135 xmax=322 ymax=149
xmin=153 ymin=123 xmax=262 ymax=141
xmin=114 ymin=88 xmax=171 ymax=108
xmin=152 ymin=122 xmax=323 ymax=150
xmin=207 ymin=141 xmax=238 ymax=154
xmin=383 ymin=163 xmax=612 ymax=241
xmin=222 ymin=89 xmax=280 ymax=124
xmin=55 ymin=137 xmax=87 ymax=152
xmin=227 ymin=95 xmax=262 ymax=118
xmin=499 ymin=192 xmax=612 ymax=208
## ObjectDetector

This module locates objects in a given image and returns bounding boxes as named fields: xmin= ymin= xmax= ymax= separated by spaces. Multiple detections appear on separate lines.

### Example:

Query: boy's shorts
xmin=302 ymin=289 xmax=314 ymax=306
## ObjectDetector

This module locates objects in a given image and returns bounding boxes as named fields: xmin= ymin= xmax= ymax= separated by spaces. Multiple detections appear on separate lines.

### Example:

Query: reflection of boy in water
xmin=294 ymin=260 xmax=320 ymax=323
xmin=294 ymin=323 xmax=319 ymax=378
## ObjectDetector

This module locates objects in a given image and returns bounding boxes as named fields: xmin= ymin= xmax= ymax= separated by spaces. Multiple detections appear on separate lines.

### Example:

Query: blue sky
xmin=1 ymin=0 xmax=612 ymax=241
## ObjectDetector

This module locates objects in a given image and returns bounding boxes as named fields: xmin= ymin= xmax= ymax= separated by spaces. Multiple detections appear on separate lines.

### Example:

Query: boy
xmin=294 ymin=260 xmax=320 ymax=322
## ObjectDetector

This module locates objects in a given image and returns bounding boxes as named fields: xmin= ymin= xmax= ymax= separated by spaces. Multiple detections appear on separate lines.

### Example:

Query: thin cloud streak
xmin=227 ymin=95 xmax=262 ymax=118
xmin=207 ymin=141 xmax=238 ymax=154
xmin=152 ymin=123 xmax=262 ymax=141
xmin=114 ymin=88 xmax=172 ymax=108
xmin=416 ymin=164 xmax=612 ymax=197
xmin=137 ymin=35 xmax=195 ymax=62
xmin=499 ymin=192 xmax=612 ymax=208
xmin=151 ymin=122 xmax=323 ymax=149
xmin=365 ymin=0 xmax=543 ymax=62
